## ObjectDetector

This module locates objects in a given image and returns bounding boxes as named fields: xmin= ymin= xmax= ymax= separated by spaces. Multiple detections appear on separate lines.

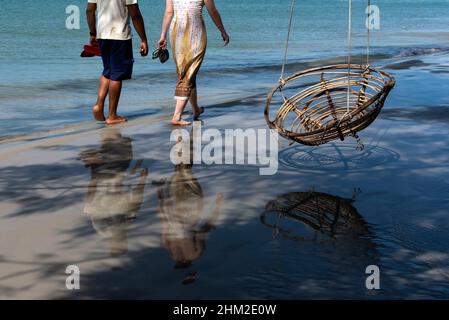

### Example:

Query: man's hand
xmin=128 ymin=4 xmax=149 ymax=56
xmin=86 ymin=3 xmax=97 ymax=45
xmin=140 ymin=40 xmax=149 ymax=57
xmin=90 ymin=36 xmax=98 ymax=46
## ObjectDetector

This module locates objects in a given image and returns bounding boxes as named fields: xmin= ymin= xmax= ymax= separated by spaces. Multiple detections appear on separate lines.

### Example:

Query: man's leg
xmin=92 ymin=75 xmax=110 ymax=121
xmin=105 ymin=40 xmax=133 ymax=125
xmin=106 ymin=80 xmax=127 ymax=125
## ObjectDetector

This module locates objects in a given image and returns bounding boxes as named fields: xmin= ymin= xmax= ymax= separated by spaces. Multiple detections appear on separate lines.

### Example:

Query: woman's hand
xmin=158 ymin=36 xmax=167 ymax=49
xmin=221 ymin=32 xmax=230 ymax=46
xmin=205 ymin=0 xmax=229 ymax=46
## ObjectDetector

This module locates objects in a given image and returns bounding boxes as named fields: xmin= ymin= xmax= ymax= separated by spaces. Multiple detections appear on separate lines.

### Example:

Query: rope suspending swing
xmin=279 ymin=0 xmax=296 ymax=86
xmin=266 ymin=0 xmax=395 ymax=146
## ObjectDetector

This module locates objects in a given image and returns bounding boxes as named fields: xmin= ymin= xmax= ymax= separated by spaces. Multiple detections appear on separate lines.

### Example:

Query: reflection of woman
xmin=156 ymin=128 xmax=221 ymax=281
xmin=158 ymin=0 xmax=230 ymax=125
xmin=156 ymin=164 xmax=222 ymax=271
xmin=80 ymin=128 xmax=148 ymax=257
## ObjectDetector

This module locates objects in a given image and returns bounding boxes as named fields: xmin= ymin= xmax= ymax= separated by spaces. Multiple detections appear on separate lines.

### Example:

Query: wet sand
xmin=1 ymin=53 xmax=449 ymax=299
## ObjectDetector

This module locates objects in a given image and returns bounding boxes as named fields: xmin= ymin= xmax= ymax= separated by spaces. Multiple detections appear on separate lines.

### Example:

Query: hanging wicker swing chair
xmin=265 ymin=0 xmax=396 ymax=146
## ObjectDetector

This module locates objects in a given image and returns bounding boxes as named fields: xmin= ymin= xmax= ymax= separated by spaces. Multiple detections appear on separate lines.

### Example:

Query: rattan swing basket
xmin=264 ymin=64 xmax=396 ymax=146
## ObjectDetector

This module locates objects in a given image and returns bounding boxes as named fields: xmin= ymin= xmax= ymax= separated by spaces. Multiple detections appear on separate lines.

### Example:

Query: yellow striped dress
xmin=170 ymin=0 xmax=207 ymax=100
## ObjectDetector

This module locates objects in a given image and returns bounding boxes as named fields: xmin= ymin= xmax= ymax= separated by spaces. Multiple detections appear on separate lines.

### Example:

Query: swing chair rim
xmin=277 ymin=64 xmax=395 ymax=89
xmin=264 ymin=64 xmax=396 ymax=144
xmin=265 ymin=64 xmax=395 ymax=118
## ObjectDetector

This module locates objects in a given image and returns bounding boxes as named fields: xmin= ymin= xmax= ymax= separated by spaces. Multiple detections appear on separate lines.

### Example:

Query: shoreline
xmin=1 ymin=48 xmax=448 ymax=148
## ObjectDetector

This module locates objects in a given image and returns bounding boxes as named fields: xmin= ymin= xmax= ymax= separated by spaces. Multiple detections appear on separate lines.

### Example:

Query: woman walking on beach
xmin=158 ymin=0 xmax=230 ymax=125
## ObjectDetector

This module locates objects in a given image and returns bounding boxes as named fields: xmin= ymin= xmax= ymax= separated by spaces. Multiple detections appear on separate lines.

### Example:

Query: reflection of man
xmin=80 ymin=128 xmax=148 ymax=257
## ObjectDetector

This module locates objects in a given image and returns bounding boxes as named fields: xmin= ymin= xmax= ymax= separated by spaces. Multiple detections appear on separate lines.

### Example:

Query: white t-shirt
xmin=88 ymin=0 xmax=138 ymax=40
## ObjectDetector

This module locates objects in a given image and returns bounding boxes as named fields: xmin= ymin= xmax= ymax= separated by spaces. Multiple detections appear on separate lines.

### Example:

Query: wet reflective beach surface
xmin=1 ymin=54 xmax=449 ymax=299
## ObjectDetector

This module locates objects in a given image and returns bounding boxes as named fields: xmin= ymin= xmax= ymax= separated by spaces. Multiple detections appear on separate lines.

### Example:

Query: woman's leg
xmin=190 ymin=88 xmax=205 ymax=120
xmin=172 ymin=98 xmax=191 ymax=126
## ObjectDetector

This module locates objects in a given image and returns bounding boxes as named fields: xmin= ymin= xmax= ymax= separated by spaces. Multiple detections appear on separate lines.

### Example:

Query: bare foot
xmin=106 ymin=116 xmax=128 ymax=125
xmin=171 ymin=118 xmax=192 ymax=126
xmin=92 ymin=105 xmax=106 ymax=122
xmin=193 ymin=107 xmax=205 ymax=120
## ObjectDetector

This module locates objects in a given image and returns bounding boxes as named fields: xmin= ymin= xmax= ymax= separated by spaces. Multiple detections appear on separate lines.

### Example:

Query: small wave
xmin=278 ymin=143 xmax=401 ymax=173
xmin=395 ymin=47 xmax=449 ymax=58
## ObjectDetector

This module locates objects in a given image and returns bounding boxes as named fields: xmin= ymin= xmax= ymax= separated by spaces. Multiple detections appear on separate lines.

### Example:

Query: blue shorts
xmin=98 ymin=39 xmax=134 ymax=81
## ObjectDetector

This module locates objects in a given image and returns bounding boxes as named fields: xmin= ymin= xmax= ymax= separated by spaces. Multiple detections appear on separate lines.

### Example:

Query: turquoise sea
xmin=0 ymin=0 xmax=449 ymax=138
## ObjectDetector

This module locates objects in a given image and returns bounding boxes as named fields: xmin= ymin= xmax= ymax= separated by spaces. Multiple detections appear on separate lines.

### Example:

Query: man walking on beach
xmin=86 ymin=0 xmax=149 ymax=124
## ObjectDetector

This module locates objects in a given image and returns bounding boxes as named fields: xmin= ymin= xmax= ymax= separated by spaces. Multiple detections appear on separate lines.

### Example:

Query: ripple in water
xmin=278 ymin=143 xmax=400 ymax=172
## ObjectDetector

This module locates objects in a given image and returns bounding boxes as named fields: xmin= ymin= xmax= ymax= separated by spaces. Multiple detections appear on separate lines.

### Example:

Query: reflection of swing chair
xmin=265 ymin=0 xmax=395 ymax=146
xmin=260 ymin=191 xmax=369 ymax=241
